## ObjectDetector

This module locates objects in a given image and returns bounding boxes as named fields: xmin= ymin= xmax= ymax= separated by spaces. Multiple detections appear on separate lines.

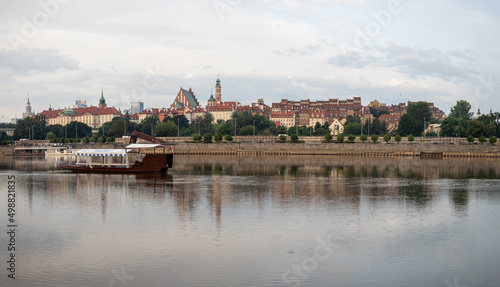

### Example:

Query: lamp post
xmin=253 ymin=120 xmax=255 ymax=137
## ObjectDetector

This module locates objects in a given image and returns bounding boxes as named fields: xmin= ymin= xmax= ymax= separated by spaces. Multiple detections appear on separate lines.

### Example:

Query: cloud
xmin=328 ymin=43 xmax=480 ymax=83
xmin=0 ymin=48 xmax=79 ymax=75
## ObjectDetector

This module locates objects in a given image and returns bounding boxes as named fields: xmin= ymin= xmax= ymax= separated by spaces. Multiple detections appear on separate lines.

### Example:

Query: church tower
xmin=215 ymin=76 xmax=221 ymax=103
xmin=98 ymin=88 xmax=107 ymax=108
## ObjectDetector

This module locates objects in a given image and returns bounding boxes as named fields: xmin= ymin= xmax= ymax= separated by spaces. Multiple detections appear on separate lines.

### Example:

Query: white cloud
xmin=0 ymin=0 xmax=499 ymax=120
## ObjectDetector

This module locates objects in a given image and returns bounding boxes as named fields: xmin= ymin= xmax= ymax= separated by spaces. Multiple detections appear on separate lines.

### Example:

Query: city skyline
xmin=1 ymin=1 xmax=499 ymax=121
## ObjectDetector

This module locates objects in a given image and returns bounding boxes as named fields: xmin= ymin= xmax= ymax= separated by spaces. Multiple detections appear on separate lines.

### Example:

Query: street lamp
xmin=253 ymin=120 xmax=255 ymax=137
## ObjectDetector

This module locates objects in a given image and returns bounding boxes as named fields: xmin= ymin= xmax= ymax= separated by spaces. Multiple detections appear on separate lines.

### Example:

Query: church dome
xmin=60 ymin=108 xmax=75 ymax=116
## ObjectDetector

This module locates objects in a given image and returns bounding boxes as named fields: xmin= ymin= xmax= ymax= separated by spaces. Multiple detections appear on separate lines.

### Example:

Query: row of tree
xmin=4 ymin=100 xmax=499 ymax=146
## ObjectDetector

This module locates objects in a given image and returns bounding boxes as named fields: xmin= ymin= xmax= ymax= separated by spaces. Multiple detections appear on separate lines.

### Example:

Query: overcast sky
xmin=1 ymin=0 xmax=499 ymax=121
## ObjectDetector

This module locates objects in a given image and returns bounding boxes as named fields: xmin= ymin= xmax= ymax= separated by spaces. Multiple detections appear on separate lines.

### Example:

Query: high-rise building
xmin=131 ymin=101 xmax=144 ymax=115
xmin=22 ymin=94 xmax=34 ymax=118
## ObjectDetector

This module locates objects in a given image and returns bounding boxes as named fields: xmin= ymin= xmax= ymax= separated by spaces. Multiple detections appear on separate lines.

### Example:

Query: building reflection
xmin=6 ymin=155 xmax=499 ymax=231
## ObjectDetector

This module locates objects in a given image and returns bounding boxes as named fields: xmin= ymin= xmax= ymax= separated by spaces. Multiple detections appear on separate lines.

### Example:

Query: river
xmin=0 ymin=156 xmax=499 ymax=287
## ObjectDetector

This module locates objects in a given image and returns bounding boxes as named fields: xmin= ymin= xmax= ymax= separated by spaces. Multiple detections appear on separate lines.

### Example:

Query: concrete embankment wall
xmin=168 ymin=142 xmax=500 ymax=159
xmin=2 ymin=140 xmax=500 ymax=159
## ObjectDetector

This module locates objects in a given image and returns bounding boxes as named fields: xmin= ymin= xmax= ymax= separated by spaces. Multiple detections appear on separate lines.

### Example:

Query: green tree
xmin=214 ymin=134 xmax=222 ymax=143
xmin=450 ymin=100 xmax=473 ymax=120
xmin=408 ymin=134 xmax=415 ymax=143
xmin=348 ymin=134 xmax=356 ymax=143
xmin=81 ymin=137 xmax=89 ymax=144
xmin=155 ymin=121 xmax=178 ymax=137
xmin=490 ymin=136 xmax=497 ymax=144
xmin=383 ymin=134 xmax=391 ymax=143
xmin=138 ymin=115 xmax=159 ymax=136
xmin=46 ymin=132 xmax=57 ymax=141
xmin=324 ymin=134 xmax=332 ymax=143
xmin=13 ymin=114 xmax=47 ymax=140
xmin=371 ymin=134 xmax=378 ymax=143
xmin=203 ymin=133 xmax=213 ymax=143
xmin=395 ymin=134 xmax=402 ymax=144
xmin=239 ymin=125 xmax=254 ymax=136
xmin=193 ymin=134 xmax=202 ymax=142
xmin=106 ymin=136 xmax=114 ymax=142
xmin=467 ymin=135 xmax=474 ymax=144
xmin=287 ymin=126 xmax=298 ymax=136
xmin=225 ymin=134 xmax=233 ymax=142
xmin=440 ymin=117 xmax=467 ymax=137
xmin=397 ymin=102 xmax=432 ymax=136
xmin=66 ymin=121 xmax=92 ymax=139
xmin=336 ymin=134 xmax=344 ymax=143
xmin=360 ymin=134 xmax=367 ymax=142
xmin=466 ymin=119 xmax=486 ymax=138
xmin=279 ymin=135 xmax=286 ymax=143
xmin=48 ymin=124 xmax=64 ymax=138
xmin=291 ymin=134 xmax=299 ymax=143
xmin=194 ymin=113 xmax=215 ymax=135
xmin=343 ymin=122 xmax=362 ymax=136
xmin=479 ymin=136 xmax=486 ymax=144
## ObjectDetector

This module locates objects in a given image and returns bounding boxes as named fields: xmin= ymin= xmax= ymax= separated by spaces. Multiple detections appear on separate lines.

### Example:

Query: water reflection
xmin=1 ymin=156 xmax=500 ymax=287
xmin=174 ymin=155 xmax=500 ymax=179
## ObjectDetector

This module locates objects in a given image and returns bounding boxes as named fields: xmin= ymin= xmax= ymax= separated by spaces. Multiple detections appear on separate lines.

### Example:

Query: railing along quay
xmin=173 ymin=149 xmax=500 ymax=159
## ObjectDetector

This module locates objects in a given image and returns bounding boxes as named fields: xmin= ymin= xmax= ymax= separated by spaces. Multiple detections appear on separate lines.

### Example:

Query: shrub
xmin=106 ymin=136 xmax=114 ymax=142
xmin=467 ymin=135 xmax=474 ymax=144
xmin=336 ymin=134 xmax=344 ymax=143
xmin=479 ymin=136 xmax=486 ymax=144
xmin=193 ymin=134 xmax=202 ymax=142
xmin=383 ymin=134 xmax=391 ymax=143
xmin=98 ymin=137 xmax=104 ymax=143
xmin=490 ymin=136 xmax=497 ymax=144
xmin=225 ymin=134 xmax=233 ymax=142
xmin=348 ymin=134 xmax=356 ymax=143
xmin=290 ymin=134 xmax=299 ymax=143
xmin=203 ymin=133 xmax=213 ymax=143
xmin=214 ymin=134 xmax=221 ymax=143
xmin=81 ymin=137 xmax=89 ymax=144
xmin=371 ymin=134 xmax=378 ymax=143
xmin=395 ymin=134 xmax=402 ymax=144
xmin=360 ymin=134 xmax=367 ymax=142
xmin=279 ymin=135 xmax=286 ymax=143
xmin=324 ymin=134 xmax=332 ymax=143
xmin=408 ymin=134 xmax=414 ymax=143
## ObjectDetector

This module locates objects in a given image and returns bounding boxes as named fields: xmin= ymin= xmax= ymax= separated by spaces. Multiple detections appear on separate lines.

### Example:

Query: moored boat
xmin=59 ymin=143 xmax=173 ymax=173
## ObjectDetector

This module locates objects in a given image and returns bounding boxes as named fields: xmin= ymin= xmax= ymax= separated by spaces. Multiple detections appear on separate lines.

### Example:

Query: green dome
xmin=60 ymin=109 xmax=75 ymax=116
xmin=208 ymin=94 xmax=215 ymax=102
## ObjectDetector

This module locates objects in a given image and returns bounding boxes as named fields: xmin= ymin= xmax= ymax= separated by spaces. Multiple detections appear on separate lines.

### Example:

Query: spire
xmin=99 ymin=87 xmax=107 ymax=108
xmin=27 ymin=93 xmax=30 ymax=105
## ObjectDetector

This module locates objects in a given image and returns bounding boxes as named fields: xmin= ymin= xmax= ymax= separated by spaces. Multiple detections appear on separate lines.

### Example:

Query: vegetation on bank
xmin=3 ymin=100 xmax=500 ymax=146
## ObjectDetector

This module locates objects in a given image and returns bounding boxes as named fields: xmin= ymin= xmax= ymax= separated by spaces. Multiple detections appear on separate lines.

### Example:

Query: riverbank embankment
xmin=4 ymin=142 xmax=500 ymax=159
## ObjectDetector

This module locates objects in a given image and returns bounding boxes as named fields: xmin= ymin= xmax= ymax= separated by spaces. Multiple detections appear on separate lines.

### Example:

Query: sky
xmin=1 ymin=0 xmax=499 ymax=121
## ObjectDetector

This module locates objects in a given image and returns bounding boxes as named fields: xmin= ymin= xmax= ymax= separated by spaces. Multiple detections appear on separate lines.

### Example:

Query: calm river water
xmin=0 ymin=156 xmax=499 ymax=287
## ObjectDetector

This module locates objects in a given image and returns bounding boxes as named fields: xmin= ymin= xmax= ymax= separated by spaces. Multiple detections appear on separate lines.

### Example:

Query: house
xmin=329 ymin=119 xmax=344 ymax=136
